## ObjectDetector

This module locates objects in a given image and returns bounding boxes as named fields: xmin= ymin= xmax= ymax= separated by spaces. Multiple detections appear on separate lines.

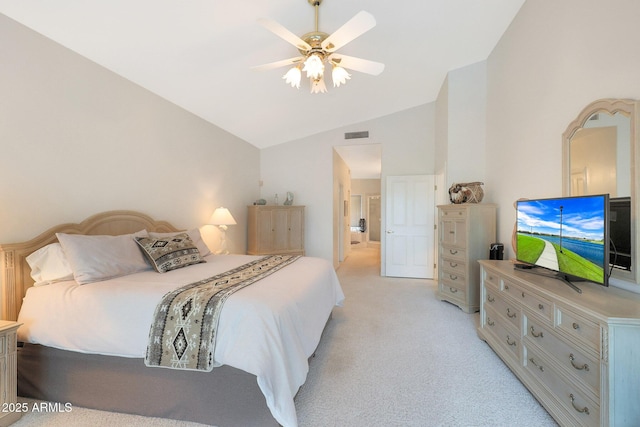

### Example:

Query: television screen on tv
xmin=516 ymin=194 xmax=609 ymax=287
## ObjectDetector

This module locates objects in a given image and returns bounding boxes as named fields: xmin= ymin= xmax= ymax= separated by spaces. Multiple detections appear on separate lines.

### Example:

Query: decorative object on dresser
xmin=478 ymin=260 xmax=640 ymax=427
xmin=208 ymin=207 xmax=237 ymax=255
xmin=437 ymin=203 xmax=496 ymax=313
xmin=448 ymin=181 xmax=484 ymax=204
xmin=247 ymin=205 xmax=305 ymax=256
xmin=0 ymin=321 xmax=21 ymax=426
xmin=284 ymin=191 xmax=294 ymax=206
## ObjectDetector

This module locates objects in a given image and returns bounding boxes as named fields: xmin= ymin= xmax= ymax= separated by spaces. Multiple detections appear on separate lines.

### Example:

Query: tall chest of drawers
xmin=478 ymin=260 xmax=640 ymax=427
xmin=436 ymin=204 xmax=496 ymax=313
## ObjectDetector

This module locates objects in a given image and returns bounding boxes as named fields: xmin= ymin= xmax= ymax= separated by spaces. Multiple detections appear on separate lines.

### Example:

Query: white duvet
xmin=17 ymin=254 xmax=344 ymax=427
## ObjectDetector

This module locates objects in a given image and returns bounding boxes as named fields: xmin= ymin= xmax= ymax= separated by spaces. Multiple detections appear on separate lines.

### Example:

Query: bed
xmin=0 ymin=210 xmax=344 ymax=427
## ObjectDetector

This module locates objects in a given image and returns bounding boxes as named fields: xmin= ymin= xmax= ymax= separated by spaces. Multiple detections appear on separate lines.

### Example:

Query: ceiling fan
xmin=252 ymin=0 xmax=385 ymax=94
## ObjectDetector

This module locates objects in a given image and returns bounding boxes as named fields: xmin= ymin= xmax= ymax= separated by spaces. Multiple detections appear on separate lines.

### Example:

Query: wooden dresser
xmin=0 ymin=321 xmax=21 ymax=426
xmin=247 ymin=205 xmax=305 ymax=256
xmin=478 ymin=260 xmax=640 ymax=427
xmin=436 ymin=204 xmax=496 ymax=313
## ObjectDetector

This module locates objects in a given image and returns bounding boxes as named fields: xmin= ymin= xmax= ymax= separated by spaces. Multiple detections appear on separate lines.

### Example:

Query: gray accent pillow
xmin=57 ymin=230 xmax=151 ymax=285
xmin=135 ymin=233 xmax=205 ymax=273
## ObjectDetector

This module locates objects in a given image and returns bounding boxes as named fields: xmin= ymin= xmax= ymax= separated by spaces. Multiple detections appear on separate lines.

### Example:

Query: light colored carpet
xmin=13 ymin=247 xmax=557 ymax=426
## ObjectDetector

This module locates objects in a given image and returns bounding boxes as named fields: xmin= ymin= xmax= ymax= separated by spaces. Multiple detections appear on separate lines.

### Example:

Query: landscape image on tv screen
xmin=516 ymin=195 xmax=608 ymax=285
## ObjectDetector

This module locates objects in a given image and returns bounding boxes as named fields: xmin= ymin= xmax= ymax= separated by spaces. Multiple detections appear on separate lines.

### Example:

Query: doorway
xmin=334 ymin=144 xmax=382 ymax=268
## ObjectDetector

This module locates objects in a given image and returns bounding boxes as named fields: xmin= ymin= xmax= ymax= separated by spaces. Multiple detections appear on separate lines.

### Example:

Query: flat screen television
xmin=515 ymin=194 xmax=610 ymax=292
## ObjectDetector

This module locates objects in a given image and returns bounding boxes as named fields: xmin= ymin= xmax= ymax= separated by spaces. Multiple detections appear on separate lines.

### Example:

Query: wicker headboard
xmin=0 ymin=210 xmax=181 ymax=321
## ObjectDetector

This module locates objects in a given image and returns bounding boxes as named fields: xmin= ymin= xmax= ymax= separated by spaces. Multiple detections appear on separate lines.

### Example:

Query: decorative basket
xmin=448 ymin=182 xmax=484 ymax=204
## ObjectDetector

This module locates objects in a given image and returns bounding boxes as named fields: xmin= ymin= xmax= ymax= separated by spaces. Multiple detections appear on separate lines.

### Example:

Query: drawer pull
xmin=572 ymin=322 xmax=580 ymax=330
xmin=487 ymin=295 xmax=495 ymax=303
xmin=449 ymin=287 xmax=458 ymax=293
xmin=521 ymin=291 xmax=525 ymax=298
xmin=504 ymin=284 xmax=509 ymax=290
xmin=569 ymin=354 xmax=590 ymax=371
xmin=449 ymin=262 xmax=458 ymax=268
xmin=507 ymin=308 xmax=517 ymax=319
xmin=569 ymin=394 xmax=590 ymax=415
xmin=487 ymin=317 xmax=495 ymax=326
xmin=449 ymin=249 xmax=458 ymax=255
xmin=449 ymin=274 xmax=458 ymax=280
xmin=529 ymin=358 xmax=544 ymax=372
xmin=530 ymin=326 xmax=544 ymax=338
xmin=506 ymin=335 xmax=517 ymax=347
xmin=538 ymin=304 xmax=544 ymax=310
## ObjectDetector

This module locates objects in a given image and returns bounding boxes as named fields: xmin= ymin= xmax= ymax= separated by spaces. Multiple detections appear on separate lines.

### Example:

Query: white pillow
xmin=149 ymin=228 xmax=211 ymax=257
xmin=56 ymin=230 xmax=150 ymax=285
xmin=26 ymin=243 xmax=74 ymax=286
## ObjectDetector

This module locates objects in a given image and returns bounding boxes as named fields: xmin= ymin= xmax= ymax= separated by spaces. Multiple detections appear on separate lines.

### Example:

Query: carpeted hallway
xmin=13 ymin=246 xmax=557 ymax=426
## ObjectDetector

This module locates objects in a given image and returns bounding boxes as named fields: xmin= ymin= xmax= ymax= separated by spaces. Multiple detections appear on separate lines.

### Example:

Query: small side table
xmin=0 ymin=321 xmax=21 ymax=426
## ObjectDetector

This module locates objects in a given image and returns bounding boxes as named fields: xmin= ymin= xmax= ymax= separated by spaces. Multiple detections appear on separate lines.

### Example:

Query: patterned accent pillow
xmin=135 ymin=233 xmax=206 ymax=273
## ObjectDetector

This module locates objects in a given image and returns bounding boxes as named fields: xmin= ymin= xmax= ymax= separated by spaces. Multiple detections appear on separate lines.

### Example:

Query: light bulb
xmin=310 ymin=76 xmax=328 ymax=94
xmin=282 ymin=67 xmax=301 ymax=88
xmin=332 ymin=65 xmax=351 ymax=87
xmin=302 ymin=54 xmax=325 ymax=80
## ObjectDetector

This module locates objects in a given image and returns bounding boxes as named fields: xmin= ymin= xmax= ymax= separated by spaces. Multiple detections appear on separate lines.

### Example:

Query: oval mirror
xmin=563 ymin=99 xmax=639 ymax=285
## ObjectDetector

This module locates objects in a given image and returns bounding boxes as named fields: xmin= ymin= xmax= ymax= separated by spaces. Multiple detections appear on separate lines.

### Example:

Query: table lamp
xmin=209 ymin=207 xmax=237 ymax=254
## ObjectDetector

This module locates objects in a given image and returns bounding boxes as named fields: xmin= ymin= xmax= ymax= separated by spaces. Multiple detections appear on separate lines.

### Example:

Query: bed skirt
xmin=17 ymin=343 xmax=279 ymax=427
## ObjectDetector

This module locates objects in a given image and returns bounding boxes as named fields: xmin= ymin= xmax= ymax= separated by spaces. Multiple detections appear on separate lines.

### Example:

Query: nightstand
xmin=0 ymin=321 xmax=21 ymax=426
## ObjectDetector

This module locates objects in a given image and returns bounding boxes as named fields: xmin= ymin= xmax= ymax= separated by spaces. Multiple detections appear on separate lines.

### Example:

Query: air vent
xmin=344 ymin=131 xmax=369 ymax=139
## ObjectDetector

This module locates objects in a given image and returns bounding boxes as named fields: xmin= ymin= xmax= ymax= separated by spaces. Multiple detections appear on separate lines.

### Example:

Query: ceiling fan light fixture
xmin=310 ymin=76 xmax=328 ymax=94
xmin=332 ymin=65 xmax=351 ymax=87
xmin=283 ymin=66 xmax=302 ymax=88
xmin=302 ymin=53 xmax=325 ymax=80
xmin=254 ymin=0 xmax=383 ymax=94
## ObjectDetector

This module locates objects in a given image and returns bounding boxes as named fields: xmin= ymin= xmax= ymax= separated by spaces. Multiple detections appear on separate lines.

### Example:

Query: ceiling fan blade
xmin=258 ymin=18 xmax=311 ymax=51
xmin=321 ymin=11 xmax=376 ymax=52
xmin=330 ymin=54 xmax=385 ymax=76
xmin=251 ymin=57 xmax=304 ymax=72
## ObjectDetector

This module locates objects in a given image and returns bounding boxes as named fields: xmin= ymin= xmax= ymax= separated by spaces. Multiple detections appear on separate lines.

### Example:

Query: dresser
xmin=436 ymin=204 xmax=496 ymax=313
xmin=247 ymin=205 xmax=305 ymax=256
xmin=478 ymin=260 xmax=640 ymax=427
xmin=0 ymin=321 xmax=21 ymax=426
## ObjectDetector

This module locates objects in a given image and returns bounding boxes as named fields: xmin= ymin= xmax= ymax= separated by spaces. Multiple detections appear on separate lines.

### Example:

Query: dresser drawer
xmin=440 ymin=207 xmax=467 ymax=219
xmin=485 ymin=287 xmax=520 ymax=330
xmin=524 ymin=344 xmax=600 ymax=427
xmin=439 ymin=280 xmax=466 ymax=303
xmin=483 ymin=269 xmax=501 ymax=290
xmin=502 ymin=279 xmax=553 ymax=323
xmin=441 ymin=245 xmax=466 ymax=262
xmin=556 ymin=306 xmax=600 ymax=353
xmin=441 ymin=257 xmax=466 ymax=276
xmin=524 ymin=315 xmax=600 ymax=397
xmin=484 ymin=306 xmax=521 ymax=362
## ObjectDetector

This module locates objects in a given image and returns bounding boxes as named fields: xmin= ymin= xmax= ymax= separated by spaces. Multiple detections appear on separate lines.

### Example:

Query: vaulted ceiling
xmin=0 ymin=0 xmax=525 ymax=149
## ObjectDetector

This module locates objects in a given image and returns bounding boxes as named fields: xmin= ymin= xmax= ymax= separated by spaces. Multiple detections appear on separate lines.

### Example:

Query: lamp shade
xmin=209 ymin=207 xmax=237 ymax=226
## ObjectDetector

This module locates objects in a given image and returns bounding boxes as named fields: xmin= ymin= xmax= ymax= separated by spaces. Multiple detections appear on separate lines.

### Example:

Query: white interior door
xmin=385 ymin=175 xmax=435 ymax=278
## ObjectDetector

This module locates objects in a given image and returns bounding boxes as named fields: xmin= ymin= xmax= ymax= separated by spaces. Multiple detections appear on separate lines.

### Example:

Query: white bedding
xmin=17 ymin=254 xmax=345 ymax=427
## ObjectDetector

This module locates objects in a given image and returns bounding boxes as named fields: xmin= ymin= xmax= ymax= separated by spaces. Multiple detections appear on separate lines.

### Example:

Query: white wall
xmin=435 ymin=61 xmax=487 ymax=188
xmin=0 ymin=14 xmax=260 ymax=253
xmin=260 ymin=103 xmax=434 ymax=264
xmin=485 ymin=0 xmax=640 ymax=260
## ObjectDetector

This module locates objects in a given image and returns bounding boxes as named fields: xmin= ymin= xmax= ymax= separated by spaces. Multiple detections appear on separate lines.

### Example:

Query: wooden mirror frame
xmin=562 ymin=98 xmax=640 ymax=285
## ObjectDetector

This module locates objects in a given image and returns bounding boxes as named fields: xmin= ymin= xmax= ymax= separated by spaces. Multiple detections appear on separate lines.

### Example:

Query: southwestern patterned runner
xmin=145 ymin=255 xmax=300 ymax=371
